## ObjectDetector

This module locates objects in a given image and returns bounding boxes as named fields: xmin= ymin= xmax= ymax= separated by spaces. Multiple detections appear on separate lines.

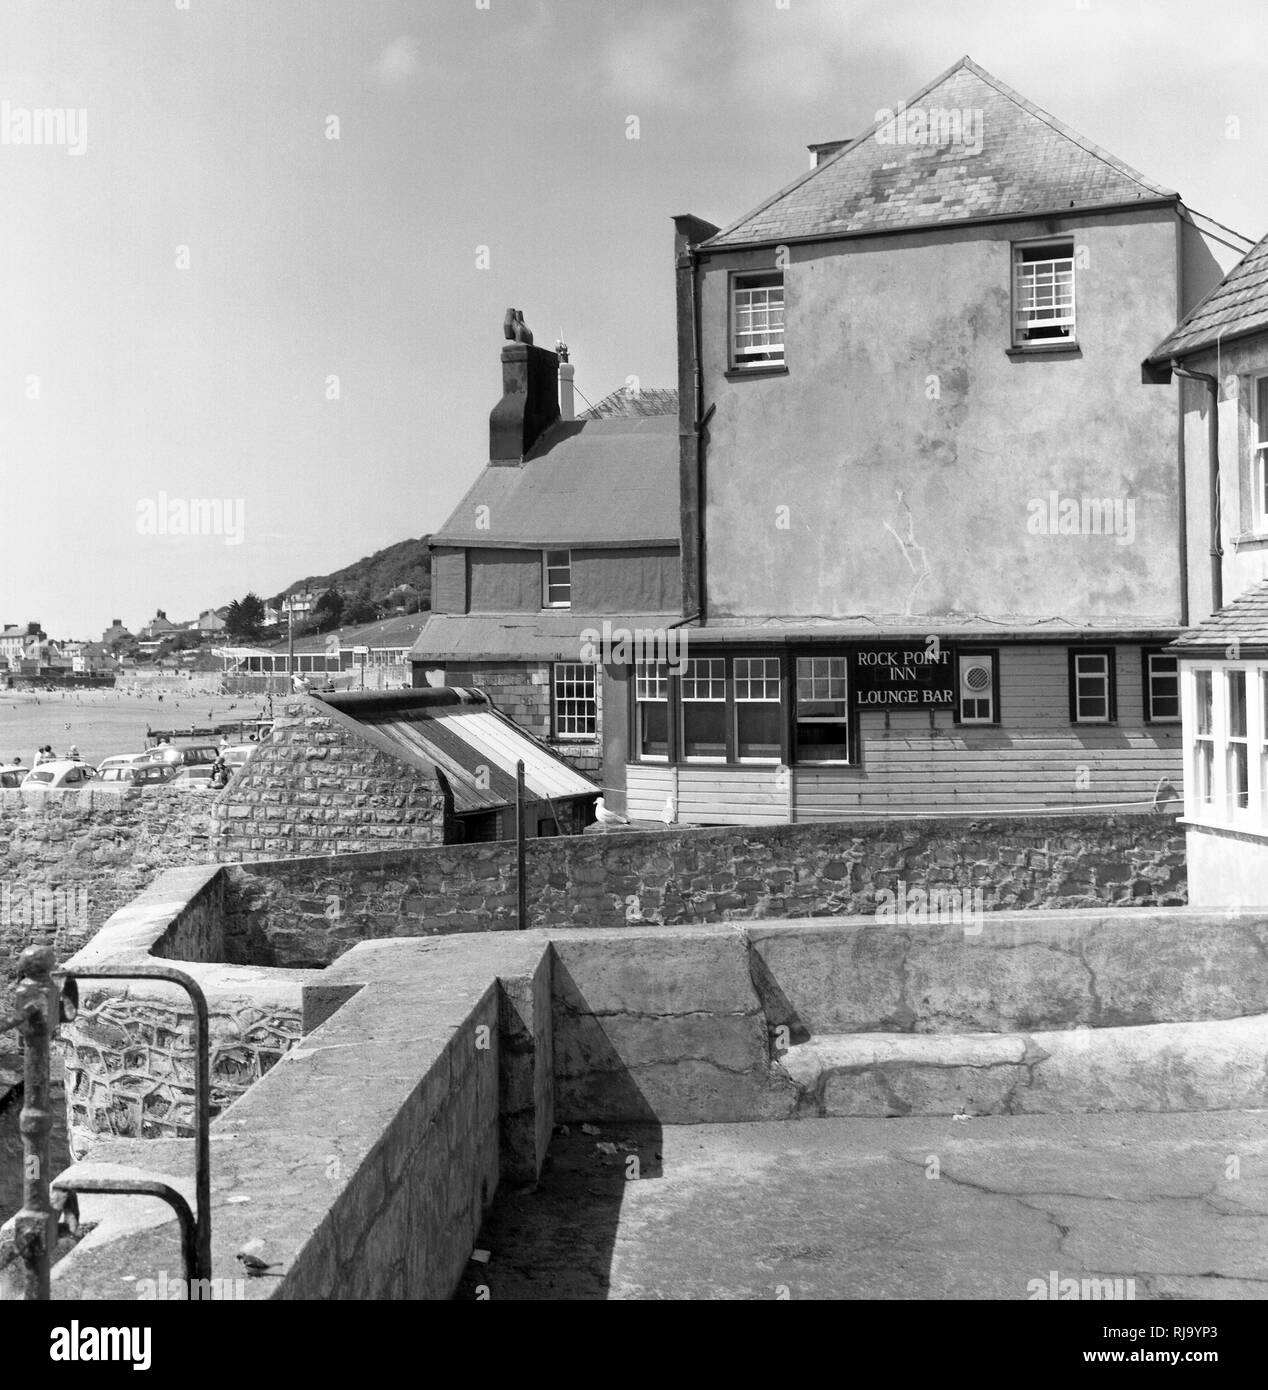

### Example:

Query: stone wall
xmin=220 ymin=813 xmax=1186 ymax=966
xmin=0 ymin=788 xmax=216 ymax=984
xmin=210 ymin=696 xmax=453 ymax=861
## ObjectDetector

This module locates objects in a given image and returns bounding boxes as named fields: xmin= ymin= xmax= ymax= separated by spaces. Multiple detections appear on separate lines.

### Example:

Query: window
xmin=734 ymin=657 xmax=781 ymax=761
xmin=680 ymin=657 xmax=727 ymax=761
xmin=1143 ymin=650 xmax=1180 ymax=722
xmin=956 ymin=650 xmax=998 ymax=724
xmin=731 ymin=271 xmax=784 ymax=369
xmin=795 ymin=657 xmax=850 ymax=763
xmin=635 ymin=661 xmax=669 ymax=761
xmin=1013 ymin=240 xmax=1075 ymax=345
xmin=543 ymin=550 xmax=571 ymax=608
xmin=1069 ymin=649 xmax=1116 ymax=723
xmin=1226 ymin=669 xmax=1249 ymax=813
xmin=1261 ymin=672 xmax=1268 ymax=819
xmin=1254 ymin=377 xmax=1268 ymax=533
xmin=552 ymin=663 xmax=596 ymax=738
xmin=1193 ymin=669 xmax=1214 ymax=808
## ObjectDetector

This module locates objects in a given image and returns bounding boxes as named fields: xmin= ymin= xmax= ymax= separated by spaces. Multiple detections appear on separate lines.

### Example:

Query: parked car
xmin=21 ymin=760 xmax=98 ymax=789
xmin=138 ymin=744 xmax=219 ymax=768
xmin=0 ymin=764 xmax=26 ymax=788
xmin=129 ymin=763 xmax=179 ymax=787
xmin=168 ymin=765 xmax=217 ymax=792
xmin=98 ymin=753 xmax=148 ymax=777
xmin=219 ymin=744 xmax=256 ymax=768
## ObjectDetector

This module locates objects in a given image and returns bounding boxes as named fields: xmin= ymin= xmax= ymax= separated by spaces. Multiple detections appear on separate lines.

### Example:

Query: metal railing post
xmin=515 ymin=760 xmax=527 ymax=930
xmin=6 ymin=945 xmax=59 ymax=1299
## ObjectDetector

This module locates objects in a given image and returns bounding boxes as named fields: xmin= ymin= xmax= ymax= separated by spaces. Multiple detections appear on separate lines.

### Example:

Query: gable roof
xmin=1147 ymin=232 xmax=1268 ymax=362
xmin=704 ymin=56 xmax=1175 ymax=249
xmin=1171 ymin=580 xmax=1268 ymax=654
xmin=430 ymin=415 xmax=679 ymax=549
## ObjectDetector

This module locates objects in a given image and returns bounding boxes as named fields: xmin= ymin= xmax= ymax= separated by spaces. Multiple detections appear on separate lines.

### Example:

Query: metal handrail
xmin=53 ymin=964 xmax=212 ymax=1283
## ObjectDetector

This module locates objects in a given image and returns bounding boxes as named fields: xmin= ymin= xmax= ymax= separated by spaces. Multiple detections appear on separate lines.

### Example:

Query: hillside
xmin=278 ymin=535 xmax=432 ymax=610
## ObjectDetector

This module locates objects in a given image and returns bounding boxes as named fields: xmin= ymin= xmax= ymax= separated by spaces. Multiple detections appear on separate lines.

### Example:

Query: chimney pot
xmin=559 ymin=362 xmax=576 ymax=422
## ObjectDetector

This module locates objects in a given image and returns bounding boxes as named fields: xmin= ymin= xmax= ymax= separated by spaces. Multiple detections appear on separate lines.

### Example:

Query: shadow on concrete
xmin=453 ymin=964 xmax=663 ymax=1300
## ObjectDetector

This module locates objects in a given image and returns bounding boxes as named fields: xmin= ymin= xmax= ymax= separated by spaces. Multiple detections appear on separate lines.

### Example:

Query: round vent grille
xmin=963 ymin=664 xmax=991 ymax=691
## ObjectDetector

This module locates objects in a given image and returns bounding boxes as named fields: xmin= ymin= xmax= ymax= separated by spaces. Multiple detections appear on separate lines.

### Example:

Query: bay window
xmin=680 ymin=657 xmax=727 ymax=762
xmin=795 ymin=657 xmax=850 ymax=763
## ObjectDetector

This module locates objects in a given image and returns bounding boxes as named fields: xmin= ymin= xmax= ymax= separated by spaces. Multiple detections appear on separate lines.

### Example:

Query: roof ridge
xmin=703 ymin=55 xmax=1176 ymax=250
xmin=960 ymin=57 xmax=1175 ymax=199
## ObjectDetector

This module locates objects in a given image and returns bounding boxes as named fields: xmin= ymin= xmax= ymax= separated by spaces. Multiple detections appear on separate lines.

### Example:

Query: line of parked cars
xmin=0 ymin=743 xmax=257 ymax=792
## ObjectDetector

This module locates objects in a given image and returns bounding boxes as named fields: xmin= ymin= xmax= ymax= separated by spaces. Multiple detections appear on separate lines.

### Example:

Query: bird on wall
xmin=660 ymin=795 xmax=676 ymax=826
xmin=593 ymin=796 xmax=628 ymax=827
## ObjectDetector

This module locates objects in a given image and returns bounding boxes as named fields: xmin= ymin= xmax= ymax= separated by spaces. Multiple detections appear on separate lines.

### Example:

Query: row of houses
xmin=403 ymin=56 xmax=1268 ymax=900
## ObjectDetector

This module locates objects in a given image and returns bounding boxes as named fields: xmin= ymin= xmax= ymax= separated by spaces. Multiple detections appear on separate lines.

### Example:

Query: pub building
xmin=597 ymin=58 xmax=1252 ymax=824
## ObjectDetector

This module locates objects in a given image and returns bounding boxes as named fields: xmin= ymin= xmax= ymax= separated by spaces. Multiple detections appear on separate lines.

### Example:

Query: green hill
xmin=277 ymin=536 xmax=432 ymax=613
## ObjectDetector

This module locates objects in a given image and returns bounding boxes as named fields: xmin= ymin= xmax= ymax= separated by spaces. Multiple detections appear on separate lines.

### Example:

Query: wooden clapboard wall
xmin=626 ymin=645 xmax=1181 ymax=823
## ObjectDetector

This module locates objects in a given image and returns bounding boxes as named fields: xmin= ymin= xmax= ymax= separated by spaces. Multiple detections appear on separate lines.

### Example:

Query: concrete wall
xmin=1184 ymin=822 xmax=1268 ymax=908
xmin=59 ymin=865 xmax=316 ymax=1156
xmin=697 ymin=208 xmax=1184 ymax=623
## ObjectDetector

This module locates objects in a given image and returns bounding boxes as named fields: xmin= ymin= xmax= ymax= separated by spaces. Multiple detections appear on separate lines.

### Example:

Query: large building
xmin=410 ymin=337 xmax=680 ymax=779
xmin=605 ymin=56 xmax=1248 ymax=824
xmin=1144 ymin=233 xmax=1268 ymax=902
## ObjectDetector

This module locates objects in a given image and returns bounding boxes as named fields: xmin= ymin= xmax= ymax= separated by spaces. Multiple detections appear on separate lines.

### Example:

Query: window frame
xmin=1183 ymin=660 xmax=1268 ymax=830
xmin=550 ymin=661 xmax=597 ymax=741
xmin=1141 ymin=648 xmax=1181 ymax=725
xmin=1011 ymin=237 xmax=1076 ymax=348
xmin=729 ymin=269 xmax=786 ymax=372
xmin=632 ymin=659 xmax=671 ymax=763
xmin=732 ymin=655 xmax=783 ymax=764
xmin=1254 ymin=375 xmax=1268 ymax=535
xmin=792 ymin=653 xmax=853 ymax=766
xmin=952 ymin=647 xmax=1000 ymax=726
xmin=678 ymin=655 xmax=730 ymax=764
xmin=542 ymin=549 xmax=572 ymax=609
xmin=1068 ymin=647 xmax=1117 ymax=725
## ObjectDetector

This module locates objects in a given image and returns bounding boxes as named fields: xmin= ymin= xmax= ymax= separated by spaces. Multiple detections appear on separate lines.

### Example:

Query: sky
xmin=2 ymin=0 xmax=1266 ymax=639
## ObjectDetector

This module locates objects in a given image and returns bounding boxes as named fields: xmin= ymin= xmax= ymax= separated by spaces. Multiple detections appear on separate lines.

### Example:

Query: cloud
xmin=374 ymin=35 xmax=422 ymax=90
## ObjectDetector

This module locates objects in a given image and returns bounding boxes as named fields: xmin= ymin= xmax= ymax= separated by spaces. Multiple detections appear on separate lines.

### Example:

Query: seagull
xmin=236 ymin=1252 xmax=283 ymax=1276
xmin=291 ymin=674 xmax=310 ymax=694
xmin=593 ymin=796 xmax=628 ymax=827
xmin=659 ymin=795 xmax=676 ymax=826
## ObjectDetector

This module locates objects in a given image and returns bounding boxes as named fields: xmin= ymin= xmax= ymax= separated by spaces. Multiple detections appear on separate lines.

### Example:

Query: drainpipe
xmin=687 ymin=246 xmax=711 ymax=620
xmin=1170 ymin=359 xmax=1222 ymax=614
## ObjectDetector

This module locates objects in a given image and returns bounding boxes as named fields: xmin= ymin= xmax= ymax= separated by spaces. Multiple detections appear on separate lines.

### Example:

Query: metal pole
xmin=11 ymin=945 xmax=58 ymax=1300
xmin=516 ymin=759 xmax=527 ymax=930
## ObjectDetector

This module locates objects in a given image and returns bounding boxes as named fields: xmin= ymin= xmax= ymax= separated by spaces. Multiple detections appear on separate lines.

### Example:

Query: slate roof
xmin=580 ymin=386 xmax=678 ymax=419
xmin=1171 ymin=581 xmax=1268 ymax=652
xmin=1147 ymin=232 xmax=1268 ymax=362
xmin=429 ymin=415 xmax=679 ymax=548
xmin=704 ymin=56 xmax=1175 ymax=249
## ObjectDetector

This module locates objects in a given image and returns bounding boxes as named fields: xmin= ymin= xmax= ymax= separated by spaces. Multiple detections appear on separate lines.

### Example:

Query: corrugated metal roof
xmin=704 ymin=56 xmax=1175 ymax=250
xmin=322 ymin=689 xmax=596 ymax=812
xmin=1147 ymin=232 xmax=1268 ymax=362
xmin=408 ymin=612 xmax=684 ymax=662
xmin=431 ymin=416 xmax=678 ymax=548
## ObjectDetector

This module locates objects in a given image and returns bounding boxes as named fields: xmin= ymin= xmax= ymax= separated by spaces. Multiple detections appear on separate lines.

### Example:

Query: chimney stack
xmin=557 ymin=339 xmax=575 ymax=421
xmin=489 ymin=309 xmax=560 ymax=464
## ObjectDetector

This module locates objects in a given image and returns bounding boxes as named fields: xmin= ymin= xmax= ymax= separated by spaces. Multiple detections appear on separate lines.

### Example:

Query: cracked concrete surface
xmin=457 ymin=1111 xmax=1268 ymax=1300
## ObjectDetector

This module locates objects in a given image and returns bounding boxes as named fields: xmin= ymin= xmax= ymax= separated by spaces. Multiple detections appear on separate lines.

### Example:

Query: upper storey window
xmin=1013 ymin=240 xmax=1075 ymax=346
xmin=731 ymin=271 xmax=784 ymax=369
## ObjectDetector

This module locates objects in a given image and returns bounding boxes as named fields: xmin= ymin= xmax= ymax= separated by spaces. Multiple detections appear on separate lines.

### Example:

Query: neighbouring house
xmin=0 ymin=626 xmax=28 ymax=670
xmin=138 ymin=609 xmax=180 ymax=641
xmin=73 ymin=643 xmax=118 ymax=676
xmin=100 ymin=618 xmax=133 ymax=648
xmin=409 ymin=337 xmax=680 ymax=781
xmin=1143 ymin=233 xmax=1268 ymax=904
xmin=615 ymin=54 xmax=1250 ymax=825
xmin=194 ymin=608 xmax=227 ymax=632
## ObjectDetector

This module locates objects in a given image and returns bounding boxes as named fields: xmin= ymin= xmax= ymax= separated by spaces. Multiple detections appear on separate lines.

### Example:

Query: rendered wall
xmin=1184 ymin=823 xmax=1268 ymax=908
xmin=697 ymin=209 xmax=1184 ymax=623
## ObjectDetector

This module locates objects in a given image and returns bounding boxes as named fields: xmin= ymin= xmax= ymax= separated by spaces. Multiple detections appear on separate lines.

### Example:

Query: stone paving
xmin=456 ymin=1110 xmax=1268 ymax=1300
